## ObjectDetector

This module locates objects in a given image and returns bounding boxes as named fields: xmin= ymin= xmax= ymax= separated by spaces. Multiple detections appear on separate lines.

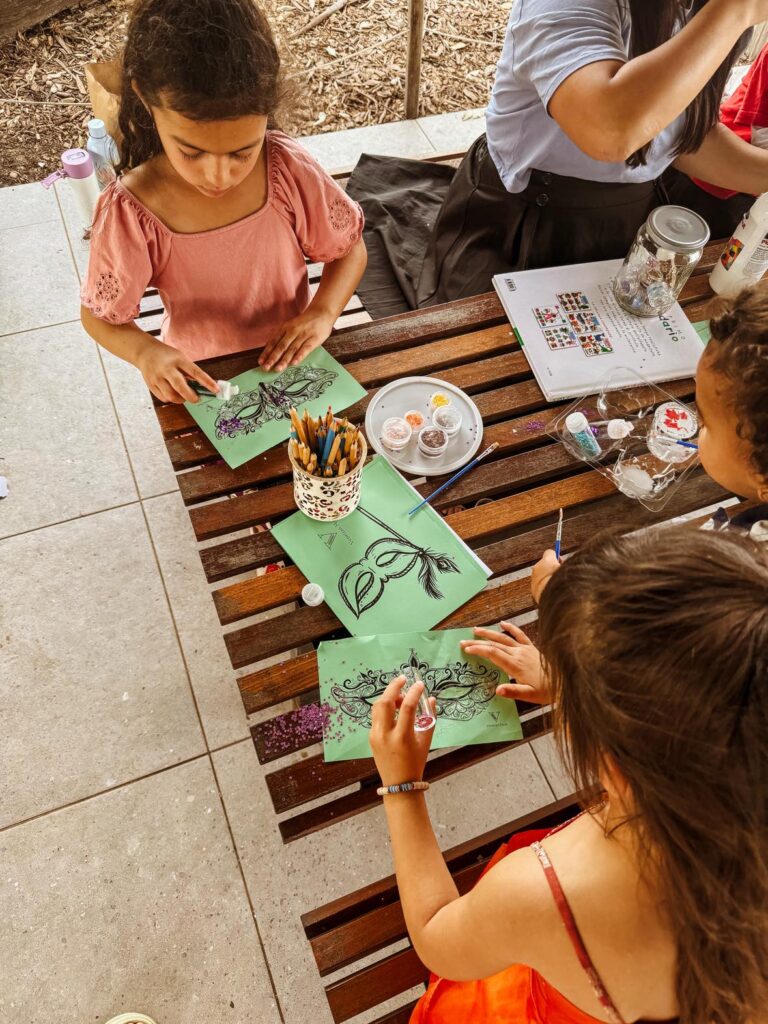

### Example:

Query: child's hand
xmin=531 ymin=549 xmax=561 ymax=604
xmin=137 ymin=339 xmax=218 ymax=404
xmin=461 ymin=622 xmax=551 ymax=705
xmin=258 ymin=308 xmax=336 ymax=372
xmin=370 ymin=675 xmax=436 ymax=787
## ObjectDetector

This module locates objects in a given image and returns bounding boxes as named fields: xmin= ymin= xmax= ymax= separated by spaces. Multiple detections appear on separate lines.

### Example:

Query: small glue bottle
xmin=565 ymin=411 xmax=602 ymax=458
xmin=402 ymin=666 xmax=436 ymax=732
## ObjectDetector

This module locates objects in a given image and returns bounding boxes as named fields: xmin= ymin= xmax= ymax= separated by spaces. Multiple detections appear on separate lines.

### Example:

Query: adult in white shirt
xmin=417 ymin=0 xmax=768 ymax=306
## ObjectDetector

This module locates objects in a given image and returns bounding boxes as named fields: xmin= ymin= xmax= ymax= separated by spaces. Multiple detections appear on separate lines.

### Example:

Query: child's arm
xmin=370 ymin=677 xmax=550 ymax=981
xmin=259 ymin=237 xmax=367 ymax=371
xmin=81 ymin=306 xmax=218 ymax=404
xmin=673 ymin=123 xmax=768 ymax=196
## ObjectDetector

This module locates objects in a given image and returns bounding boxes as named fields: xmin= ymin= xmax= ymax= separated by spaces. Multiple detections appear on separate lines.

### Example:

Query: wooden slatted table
xmin=148 ymin=240 xmax=732 ymax=847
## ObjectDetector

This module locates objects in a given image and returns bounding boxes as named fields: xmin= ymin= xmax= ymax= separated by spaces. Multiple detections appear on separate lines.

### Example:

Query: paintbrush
xmin=554 ymin=507 xmax=564 ymax=562
xmin=407 ymin=442 xmax=499 ymax=516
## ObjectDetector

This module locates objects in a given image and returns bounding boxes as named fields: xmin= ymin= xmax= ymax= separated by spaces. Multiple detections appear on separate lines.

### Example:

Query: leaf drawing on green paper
xmin=330 ymin=649 xmax=500 ymax=727
xmin=214 ymin=365 xmax=337 ymax=439
xmin=338 ymin=507 xmax=459 ymax=618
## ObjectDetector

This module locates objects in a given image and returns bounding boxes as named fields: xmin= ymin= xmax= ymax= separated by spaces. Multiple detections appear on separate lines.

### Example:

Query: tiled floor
xmin=0 ymin=110 xmax=569 ymax=1024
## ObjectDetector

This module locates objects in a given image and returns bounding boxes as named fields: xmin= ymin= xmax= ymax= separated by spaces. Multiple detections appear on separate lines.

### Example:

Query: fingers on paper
xmin=495 ymin=683 xmax=533 ymax=701
xmin=470 ymin=627 xmax=519 ymax=649
xmin=260 ymin=329 xmax=297 ymax=371
xmin=499 ymin=621 xmax=532 ymax=645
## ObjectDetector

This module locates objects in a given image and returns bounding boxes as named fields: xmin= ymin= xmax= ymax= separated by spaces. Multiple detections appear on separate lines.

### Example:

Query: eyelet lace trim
xmin=82 ymin=270 xmax=140 ymax=323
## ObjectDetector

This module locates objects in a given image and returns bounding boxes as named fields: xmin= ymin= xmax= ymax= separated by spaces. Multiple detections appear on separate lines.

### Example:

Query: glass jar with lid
xmin=613 ymin=206 xmax=710 ymax=317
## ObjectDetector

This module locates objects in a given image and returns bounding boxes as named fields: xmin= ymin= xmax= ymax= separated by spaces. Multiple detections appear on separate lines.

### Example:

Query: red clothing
xmin=409 ymin=825 xmax=627 ymax=1024
xmin=694 ymin=47 xmax=768 ymax=199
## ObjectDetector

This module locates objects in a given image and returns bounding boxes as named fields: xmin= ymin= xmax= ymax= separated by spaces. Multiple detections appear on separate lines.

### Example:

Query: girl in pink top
xmin=80 ymin=0 xmax=366 ymax=405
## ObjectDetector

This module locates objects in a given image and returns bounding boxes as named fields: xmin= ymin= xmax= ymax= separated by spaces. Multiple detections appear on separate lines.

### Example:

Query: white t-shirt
xmin=486 ymin=0 xmax=687 ymax=193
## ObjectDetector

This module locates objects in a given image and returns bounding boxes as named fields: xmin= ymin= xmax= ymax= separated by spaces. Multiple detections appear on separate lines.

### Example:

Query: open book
xmin=492 ymin=259 xmax=708 ymax=401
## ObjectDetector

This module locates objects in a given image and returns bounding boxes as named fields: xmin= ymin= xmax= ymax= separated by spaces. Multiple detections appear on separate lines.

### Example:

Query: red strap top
xmin=531 ymin=840 xmax=625 ymax=1024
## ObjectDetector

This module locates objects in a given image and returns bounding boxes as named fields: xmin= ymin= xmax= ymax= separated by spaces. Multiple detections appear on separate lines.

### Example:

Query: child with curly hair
xmin=80 ymin=0 xmax=366 ymax=404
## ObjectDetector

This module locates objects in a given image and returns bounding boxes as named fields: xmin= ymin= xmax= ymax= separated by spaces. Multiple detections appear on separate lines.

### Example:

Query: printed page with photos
xmin=492 ymin=259 xmax=707 ymax=401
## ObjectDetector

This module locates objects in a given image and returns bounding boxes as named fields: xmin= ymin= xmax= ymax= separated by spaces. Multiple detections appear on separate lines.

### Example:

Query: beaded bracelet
xmin=376 ymin=781 xmax=430 ymax=796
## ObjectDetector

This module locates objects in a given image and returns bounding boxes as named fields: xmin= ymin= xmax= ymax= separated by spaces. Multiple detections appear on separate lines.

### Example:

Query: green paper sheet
xmin=184 ymin=347 xmax=366 ymax=468
xmin=318 ymin=629 xmax=523 ymax=761
xmin=272 ymin=456 xmax=491 ymax=635
xmin=693 ymin=319 xmax=711 ymax=345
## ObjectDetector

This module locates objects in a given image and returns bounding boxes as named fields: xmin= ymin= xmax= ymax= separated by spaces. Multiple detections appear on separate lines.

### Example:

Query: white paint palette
xmin=365 ymin=376 xmax=483 ymax=477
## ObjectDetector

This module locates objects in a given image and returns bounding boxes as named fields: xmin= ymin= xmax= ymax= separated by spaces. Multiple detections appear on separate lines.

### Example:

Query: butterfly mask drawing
xmin=215 ymin=366 xmax=338 ymax=439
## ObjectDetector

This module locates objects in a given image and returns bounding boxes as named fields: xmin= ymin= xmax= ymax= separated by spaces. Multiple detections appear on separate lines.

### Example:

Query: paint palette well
xmin=365 ymin=376 xmax=483 ymax=477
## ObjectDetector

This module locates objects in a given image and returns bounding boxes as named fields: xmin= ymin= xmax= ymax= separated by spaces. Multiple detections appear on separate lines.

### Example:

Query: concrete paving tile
xmin=0 ymin=181 xmax=60 ymax=230
xmin=213 ymin=737 xmax=554 ymax=1023
xmin=101 ymin=348 xmax=179 ymax=499
xmin=417 ymin=107 xmax=486 ymax=153
xmin=299 ymin=119 xmax=435 ymax=173
xmin=0 ymin=217 xmax=79 ymax=336
xmin=531 ymin=732 xmax=577 ymax=800
xmin=0 ymin=504 xmax=205 ymax=827
xmin=0 ymin=758 xmax=281 ymax=1024
xmin=0 ymin=322 xmax=137 ymax=539
xmin=143 ymin=491 xmax=251 ymax=750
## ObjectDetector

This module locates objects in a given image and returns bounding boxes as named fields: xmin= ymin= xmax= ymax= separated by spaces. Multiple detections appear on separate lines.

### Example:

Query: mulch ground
xmin=0 ymin=0 xmax=510 ymax=187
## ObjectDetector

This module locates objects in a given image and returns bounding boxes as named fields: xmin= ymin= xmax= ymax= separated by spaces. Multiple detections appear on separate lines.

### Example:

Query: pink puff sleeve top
xmin=80 ymin=132 xmax=364 ymax=361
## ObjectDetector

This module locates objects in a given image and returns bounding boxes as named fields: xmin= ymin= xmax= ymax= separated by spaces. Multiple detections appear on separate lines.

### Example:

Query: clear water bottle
xmin=614 ymin=206 xmax=710 ymax=317
xmin=86 ymin=118 xmax=119 ymax=190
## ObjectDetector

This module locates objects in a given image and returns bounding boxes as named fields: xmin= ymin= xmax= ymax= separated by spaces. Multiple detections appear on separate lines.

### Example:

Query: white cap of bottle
xmin=301 ymin=583 xmax=325 ymax=607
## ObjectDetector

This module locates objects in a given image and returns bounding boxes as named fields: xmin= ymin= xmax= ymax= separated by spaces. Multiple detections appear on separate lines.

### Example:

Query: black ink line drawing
xmin=331 ymin=648 xmax=501 ymax=726
xmin=214 ymin=366 xmax=337 ymax=439
xmin=338 ymin=507 xmax=459 ymax=617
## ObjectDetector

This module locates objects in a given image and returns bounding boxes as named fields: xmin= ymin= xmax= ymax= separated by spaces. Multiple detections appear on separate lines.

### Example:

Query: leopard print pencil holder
xmin=289 ymin=433 xmax=367 ymax=521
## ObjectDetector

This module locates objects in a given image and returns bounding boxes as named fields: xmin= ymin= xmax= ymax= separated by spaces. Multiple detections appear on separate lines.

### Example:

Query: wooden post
xmin=405 ymin=0 xmax=425 ymax=120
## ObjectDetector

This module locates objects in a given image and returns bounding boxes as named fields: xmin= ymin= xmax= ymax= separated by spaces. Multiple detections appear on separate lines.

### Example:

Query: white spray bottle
xmin=709 ymin=193 xmax=768 ymax=297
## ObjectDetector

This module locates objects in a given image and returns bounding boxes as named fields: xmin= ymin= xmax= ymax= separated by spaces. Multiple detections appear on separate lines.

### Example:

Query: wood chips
xmin=0 ymin=0 xmax=512 ymax=187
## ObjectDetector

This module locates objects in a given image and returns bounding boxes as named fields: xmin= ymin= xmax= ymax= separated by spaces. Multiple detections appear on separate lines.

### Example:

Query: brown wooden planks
xmin=277 ymin=714 xmax=551 ymax=844
xmin=326 ymin=947 xmax=427 ymax=1024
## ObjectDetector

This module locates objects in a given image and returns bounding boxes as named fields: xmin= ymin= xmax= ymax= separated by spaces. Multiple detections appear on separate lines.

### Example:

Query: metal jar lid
xmin=646 ymin=205 xmax=710 ymax=253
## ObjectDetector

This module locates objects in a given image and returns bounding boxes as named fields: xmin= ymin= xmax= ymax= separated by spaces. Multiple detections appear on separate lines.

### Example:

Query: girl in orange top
xmin=370 ymin=527 xmax=767 ymax=1024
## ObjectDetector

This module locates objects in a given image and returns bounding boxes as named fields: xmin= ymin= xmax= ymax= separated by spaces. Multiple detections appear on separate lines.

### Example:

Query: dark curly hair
xmin=117 ymin=0 xmax=286 ymax=172
xmin=706 ymin=281 xmax=768 ymax=486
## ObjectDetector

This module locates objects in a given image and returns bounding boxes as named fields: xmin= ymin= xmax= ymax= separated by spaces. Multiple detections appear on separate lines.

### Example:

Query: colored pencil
xmin=676 ymin=440 xmax=699 ymax=450
xmin=288 ymin=407 xmax=362 ymax=477
xmin=407 ymin=442 xmax=500 ymax=516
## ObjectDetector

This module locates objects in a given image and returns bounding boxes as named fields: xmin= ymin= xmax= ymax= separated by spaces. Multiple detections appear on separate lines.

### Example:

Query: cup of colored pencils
xmin=287 ymin=406 xmax=368 ymax=521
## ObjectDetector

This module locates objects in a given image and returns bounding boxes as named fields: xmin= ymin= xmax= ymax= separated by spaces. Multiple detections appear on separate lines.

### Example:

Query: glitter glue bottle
xmin=401 ymin=666 xmax=435 ymax=732
xmin=565 ymin=411 xmax=602 ymax=458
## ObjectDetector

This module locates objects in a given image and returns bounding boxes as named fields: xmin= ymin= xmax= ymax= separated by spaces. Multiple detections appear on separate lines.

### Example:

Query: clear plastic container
xmin=417 ymin=425 xmax=449 ymax=458
xmin=401 ymin=666 xmax=436 ymax=732
xmin=429 ymin=391 xmax=452 ymax=412
xmin=432 ymin=405 xmax=462 ymax=437
xmin=613 ymin=206 xmax=709 ymax=317
xmin=404 ymin=409 xmax=427 ymax=430
xmin=381 ymin=416 xmax=412 ymax=451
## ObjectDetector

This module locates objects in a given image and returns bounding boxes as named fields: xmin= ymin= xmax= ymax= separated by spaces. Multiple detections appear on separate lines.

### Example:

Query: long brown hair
xmin=538 ymin=527 xmax=768 ymax=1024
xmin=626 ymin=0 xmax=751 ymax=166
xmin=117 ymin=0 xmax=286 ymax=172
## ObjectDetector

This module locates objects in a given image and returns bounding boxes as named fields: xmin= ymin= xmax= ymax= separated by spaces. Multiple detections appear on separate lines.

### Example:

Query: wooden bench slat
xmin=267 ymin=722 xmax=544 ymax=814
xmin=278 ymin=714 xmax=551 ymax=844
xmin=368 ymin=1003 xmax=420 ymax=1024
xmin=240 ymin=472 xmax=727 ymax=721
xmin=326 ymin=947 xmax=427 ymax=1024
xmin=158 ymin=321 xmax=521 ymax=456
xmin=215 ymin=467 xmax=613 ymax=628
xmin=303 ymin=795 xmax=579 ymax=935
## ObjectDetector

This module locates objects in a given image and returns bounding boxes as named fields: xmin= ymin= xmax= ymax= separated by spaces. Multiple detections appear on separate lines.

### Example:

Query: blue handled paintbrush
xmin=407 ymin=442 xmax=499 ymax=516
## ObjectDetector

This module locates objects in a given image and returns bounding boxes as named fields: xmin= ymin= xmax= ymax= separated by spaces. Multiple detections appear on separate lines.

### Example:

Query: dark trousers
xmin=416 ymin=135 xmax=668 ymax=307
